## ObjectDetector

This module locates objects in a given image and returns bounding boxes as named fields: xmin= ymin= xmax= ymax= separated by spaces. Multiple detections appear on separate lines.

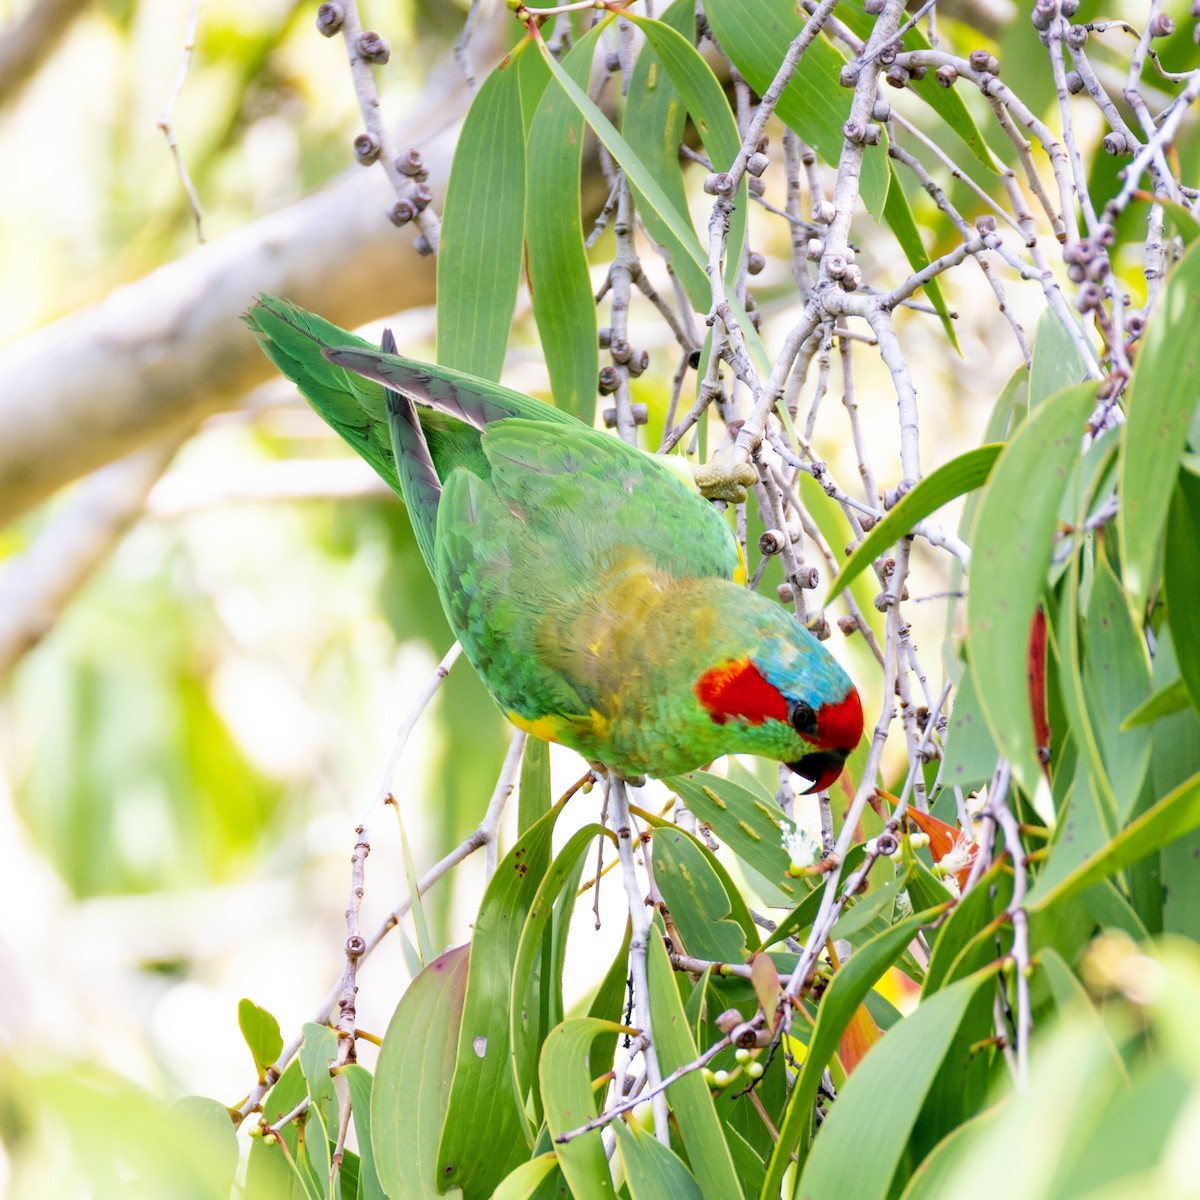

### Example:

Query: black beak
xmin=786 ymin=748 xmax=850 ymax=795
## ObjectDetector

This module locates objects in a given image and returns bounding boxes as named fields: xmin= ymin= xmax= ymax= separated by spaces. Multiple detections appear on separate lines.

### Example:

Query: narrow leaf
xmin=510 ymin=825 xmax=606 ymax=1126
xmin=1121 ymin=676 xmax=1192 ymax=729
xmin=535 ymin=25 xmax=767 ymax=369
xmin=967 ymin=383 xmax=1096 ymax=795
xmin=761 ymin=905 xmax=949 ymax=1199
xmin=540 ymin=1018 xmax=623 ymax=1200
xmin=493 ymin=1153 xmax=561 ymax=1200
xmin=704 ymin=0 xmax=889 ymax=216
xmin=883 ymin=164 xmax=958 ymax=348
xmin=1029 ymin=769 xmax=1200 ymax=910
xmin=827 ymin=444 xmax=1001 ymax=602
xmin=239 ymin=998 xmax=284 ymax=1082
xmin=1029 ymin=308 xmax=1088 ymax=407
xmin=796 ymin=966 xmax=1001 ymax=1200
xmin=623 ymin=2 xmax=708 ymax=307
xmin=653 ymin=825 xmax=750 ymax=962
xmin=1165 ymin=470 xmax=1200 ymax=715
xmin=615 ymin=1120 xmax=706 ymax=1200
xmin=372 ymin=945 xmax=470 ymax=1200
xmin=1120 ymin=237 xmax=1200 ymax=614
xmin=645 ymin=931 xmax=746 ymax=1200
xmin=665 ymin=771 xmax=802 ymax=904
xmin=341 ymin=1065 xmax=385 ymax=1200
xmin=395 ymin=800 xmax=434 ymax=967
xmin=437 ymin=52 xmax=528 ymax=378
xmin=627 ymin=13 xmax=748 ymax=294
xmin=836 ymin=0 xmax=999 ymax=173
xmin=525 ymin=27 xmax=602 ymax=422
xmin=438 ymin=803 xmax=565 ymax=1194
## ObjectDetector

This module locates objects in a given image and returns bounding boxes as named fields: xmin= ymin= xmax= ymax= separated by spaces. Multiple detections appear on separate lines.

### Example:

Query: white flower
xmin=940 ymin=832 xmax=975 ymax=878
xmin=780 ymin=821 xmax=821 ymax=873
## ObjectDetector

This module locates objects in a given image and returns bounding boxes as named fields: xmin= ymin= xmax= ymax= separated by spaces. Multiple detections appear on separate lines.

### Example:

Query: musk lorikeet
xmin=245 ymin=296 xmax=862 ymax=790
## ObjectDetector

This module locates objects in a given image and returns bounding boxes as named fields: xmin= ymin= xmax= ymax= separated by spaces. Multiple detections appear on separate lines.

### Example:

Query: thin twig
xmin=157 ymin=0 xmax=205 ymax=241
xmin=608 ymin=777 xmax=670 ymax=1147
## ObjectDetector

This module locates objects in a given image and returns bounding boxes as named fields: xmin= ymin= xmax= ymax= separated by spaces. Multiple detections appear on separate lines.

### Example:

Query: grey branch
xmin=0 ymin=0 xmax=92 ymax=110
xmin=0 ymin=435 xmax=187 ymax=677
xmin=0 ymin=161 xmax=441 ymax=530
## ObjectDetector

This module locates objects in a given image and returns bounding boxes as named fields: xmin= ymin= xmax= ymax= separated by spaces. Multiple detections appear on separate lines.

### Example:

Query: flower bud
xmin=316 ymin=2 xmax=344 ymax=36
xmin=353 ymin=133 xmax=380 ymax=165
xmin=357 ymin=31 xmax=391 ymax=63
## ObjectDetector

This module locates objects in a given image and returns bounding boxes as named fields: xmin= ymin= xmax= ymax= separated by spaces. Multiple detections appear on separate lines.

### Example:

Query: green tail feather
xmin=243 ymin=295 xmax=402 ymax=495
xmin=245 ymin=294 xmax=592 ymax=576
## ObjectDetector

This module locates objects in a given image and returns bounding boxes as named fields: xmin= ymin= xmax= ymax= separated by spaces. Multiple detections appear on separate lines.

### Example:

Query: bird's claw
xmin=693 ymin=457 xmax=758 ymax=503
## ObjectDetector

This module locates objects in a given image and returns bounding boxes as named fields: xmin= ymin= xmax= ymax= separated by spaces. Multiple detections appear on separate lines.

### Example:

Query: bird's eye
xmin=789 ymin=701 xmax=817 ymax=734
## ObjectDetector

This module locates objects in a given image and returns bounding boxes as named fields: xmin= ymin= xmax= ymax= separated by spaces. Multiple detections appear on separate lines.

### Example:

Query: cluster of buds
xmin=1064 ymin=236 xmax=1113 ymax=312
xmin=385 ymin=150 xmax=433 ymax=231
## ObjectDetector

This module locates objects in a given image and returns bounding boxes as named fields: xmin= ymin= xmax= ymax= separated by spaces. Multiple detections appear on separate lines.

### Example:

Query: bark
xmin=0 ymin=157 xmax=443 ymax=528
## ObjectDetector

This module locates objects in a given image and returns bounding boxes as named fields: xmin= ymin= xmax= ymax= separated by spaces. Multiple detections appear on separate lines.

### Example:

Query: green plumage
xmin=246 ymin=296 xmax=862 ymax=785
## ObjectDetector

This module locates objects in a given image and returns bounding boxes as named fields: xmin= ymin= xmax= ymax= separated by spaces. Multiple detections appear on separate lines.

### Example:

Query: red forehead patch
xmin=695 ymin=659 xmax=788 ymax=727
xmin=820 ymin=687 xmax=864 ymax=750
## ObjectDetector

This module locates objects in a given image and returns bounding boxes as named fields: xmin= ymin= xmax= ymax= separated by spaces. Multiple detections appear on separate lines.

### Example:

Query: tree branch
xmin=0 ymin=0 xmax=92 ymax=111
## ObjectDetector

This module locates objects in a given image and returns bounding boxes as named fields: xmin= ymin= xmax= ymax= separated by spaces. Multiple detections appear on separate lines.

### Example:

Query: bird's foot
xmin=693 ymin=457 xmax=758 ymax=503
xmin=588 ymin=761 xmax=646 ymax=788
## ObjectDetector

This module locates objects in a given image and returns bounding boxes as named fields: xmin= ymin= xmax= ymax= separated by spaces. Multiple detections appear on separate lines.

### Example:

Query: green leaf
xmin=1156 ymin=193 xmax=1200 ymax=245
xmin=829 ymin=868 xmax=913 ymax=943
xmin=1120 ymin=237 xmax=1200 ymax=614
xmin=245 ymin=1060 xmax=312 ymax=1198
xmin=396 ymin=801 xmax=435 ymax=967
xmin=836 ymin=0 xmax=998 ymax=174
xmin=1026 ymin=758 xmax=1111 ymax=910
xmin=827 ymin=444 xmax=1001 ymax=602
xmin=1165 ymin=470 xmax=1200 ymax=716
xmin=664 ymin=771 xmax=803 ymax=904
xmin=1029 ymin=769 xmax=1200 ymax=910
xmin=510 ymin=824 xmax=605 ymax=1127
xmin=519 ymin=737 xmax=552 ymax=836
xmin=534 ymin=29 xmax=767 ymax=371
xmin=299 ymin=1022 xmax=340 ymax=1190
xmin=967 ymin=383 xmax=1097 ymax=795
xmin=438 ymin=802 xmax=565 ymax=1195
xmin=627 ymin=13 xmax=747 ymax=296
xmin=623 ymin=2 xmax=708 ymax=308
xmin=795 ymin=966 xmax=1000 ymax=1200
xmin=897 ymin=1107 xmax=1002 ymax=1200
xmin=239 ymin=998 xmax=284 ymax=1082
xmin=762 ymin=905 xmax=951 ymax=1200
xmin=652 ymin=825 xmax=750 ymax=961
xmin=615 ymin=1120 xmax=706 ymax=1200
xmin=1029 ymin=307 xmax=1088 ymax=407
xmin=938 ymin=669 xmax=1002 ymax=793
xmin=704 ymin=0 xmax=889 ymax=216
xmin=437 ymin=50 xmax=528 ymax=379
xmin=525 ymin=27 xmax=601 ymax=422
xmin=372 ymin=944 xmax=470 ymax=1200
xmin=911 ymin=1013 xmax=1127 ymax=1200
xmin=170 ymin=1096 xmax=240 ymax=1198
xmin=1083 ymin=557 xmax=1152 ymax=820
xmin=645 ymin=931 xmax=746 ymax=1200
xmin=1122 ymin=677 xmax=1191 ymax=729
xmin=882 ymin=164 xmax=958 ymax=348
xmin=540 ymin=1018 xmax=623 ymax=1200
xmin=339 ymin=1066 xmax=385 ymax=1200
xmin=493 ymin=1153 xmax=562 ymax=1200
xmin=761 ymin=878 xmax=828 ymax=949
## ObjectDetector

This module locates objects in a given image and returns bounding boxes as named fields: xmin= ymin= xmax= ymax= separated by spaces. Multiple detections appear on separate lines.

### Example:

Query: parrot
xmin=244 ymin=296 xmax=863 ymax=790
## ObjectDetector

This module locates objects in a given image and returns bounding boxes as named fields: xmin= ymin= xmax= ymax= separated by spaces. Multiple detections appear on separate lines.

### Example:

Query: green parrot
xmin=245 ymin=296 xmax=862 ymax=790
